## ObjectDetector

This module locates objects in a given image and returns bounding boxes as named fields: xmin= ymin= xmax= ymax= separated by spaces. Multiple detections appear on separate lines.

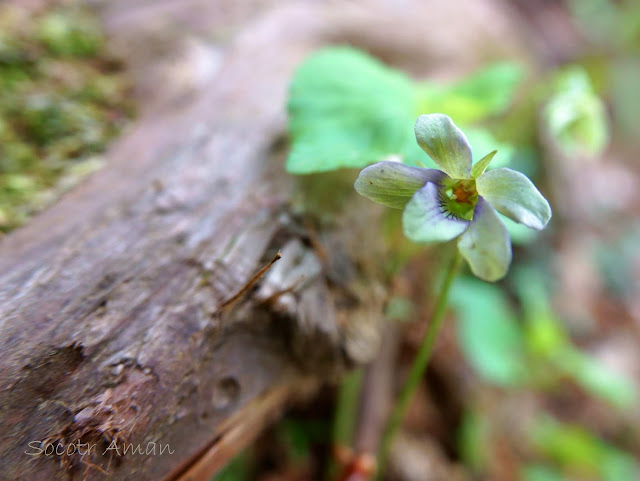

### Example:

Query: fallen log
xmin=0 ymin=3 xmax=389 ymax=480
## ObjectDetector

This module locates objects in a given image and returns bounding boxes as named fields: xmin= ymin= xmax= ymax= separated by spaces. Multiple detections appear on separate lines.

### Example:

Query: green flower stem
xmin=376 ymin=250 xmax=463 ymax=479
xmin=327 ymin=368 xmax=364 ymax=480
xmin=333 ymin=368 xmax=364 ymax=446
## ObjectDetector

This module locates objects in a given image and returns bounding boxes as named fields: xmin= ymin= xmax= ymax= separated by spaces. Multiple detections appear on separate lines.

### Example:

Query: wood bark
xmin=0 ymin=1 xmax=533 ymax=479
xmin=0 ymin=4 xmax=387 ymax=480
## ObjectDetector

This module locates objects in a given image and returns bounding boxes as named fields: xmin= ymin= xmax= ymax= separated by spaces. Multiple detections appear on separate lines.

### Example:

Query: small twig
xmin=219 ymin=251 xmax=282 ymax=311
xmin=354 ymin=324 xmax=399 ymax=455
xmin=331 ymin=325 xmax=399 ymax=481
xmin=304 ymin=219 xmax=329 ymax=265
xmin=258 ymin=275 xmax=307 ymax=306
xmin=335 ymin=451 xmax=376 ymax=481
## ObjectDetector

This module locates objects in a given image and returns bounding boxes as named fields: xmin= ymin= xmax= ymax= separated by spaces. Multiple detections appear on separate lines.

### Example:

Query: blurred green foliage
xmin=595 ymin=225 xmax=640 ymax=298
xmin=543 ymin=66 xmax=609 ymax=156
xmin=458 ymin=409 xmax=491 ymax=474
xmin=37 ymin=11 xmax=102 ymax=57
xmin=567 ymin=0 xmax=640 ymax=50
xmin=287 ymin=48 xmax=416 ymax=174
xmin=454 ymin=266 xmax=638 ymax=480
xmin=286 ymin=47 xmax=522 ymax=174
xmin=450 ymin=277 xmax=526 ymax=387
xmin=384 ymin=295 xmax=414 ymax=322
xmin=530 ymin=417 xmax=640 ymax=481
xmin=212 ymin=451 xmax=251 ymax=481
xmin=567 ymin=0 xmax=640 ymax=142
xmin=212 ymin=416 xmax=329 ymax=481
xmin=516 ymin=267 xmax=636 ymax=409
xmin=450 ymin=268 xmax=636 ymax=409
xmin=522 ymin=465 xmax=567 ymax=481
xmin=416 ymin=62 xmax=522 ymax=124
xmin=0 ymin=3 xmax=133 ymax=232
xmin=277 ymin=417 xmax=329 ymax=463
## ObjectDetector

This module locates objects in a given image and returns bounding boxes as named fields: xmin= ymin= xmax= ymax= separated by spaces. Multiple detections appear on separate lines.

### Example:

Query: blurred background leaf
xmin=286 ymin=47 xmax=417 ymax=174
xmin=543 ymin=66 xmax=609 ymax=157
xmin=530 ymin=417 xmax=640 ymax=481
xmin=450 ymin=277 xmax=526 ymax=387
xmin=521 ymin=464 xmax=569 ymax=481
xmin=515 ymin=267 xmax=637 ymax=409
xmin=286 ymin=47 xmax=523 ymax=174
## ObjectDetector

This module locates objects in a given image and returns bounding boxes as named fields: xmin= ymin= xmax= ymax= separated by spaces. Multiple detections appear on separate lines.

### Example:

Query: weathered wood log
xmin=0 ymin=1 xmax=531 ymax=479
xmin=0 ymin=4 xmax=388 ymax=480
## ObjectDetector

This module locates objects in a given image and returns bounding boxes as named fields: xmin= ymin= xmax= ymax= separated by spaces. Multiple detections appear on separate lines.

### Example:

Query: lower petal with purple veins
xmin=458 ymin=197 xmax=512 ymax=282
xmin=403 ymin=182 xmax=470 ymax=243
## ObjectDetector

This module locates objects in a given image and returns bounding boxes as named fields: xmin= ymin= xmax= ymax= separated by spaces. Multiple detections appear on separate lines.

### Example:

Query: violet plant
xmin=354 ymin=113 xmax=551 ymax=477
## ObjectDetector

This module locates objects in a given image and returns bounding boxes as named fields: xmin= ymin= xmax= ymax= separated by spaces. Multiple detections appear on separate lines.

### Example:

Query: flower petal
xmin=476 ymin=168 xmax=552 ymax=230
xmin=414 ymin=114 xmax=473 ymax=179
xmin=403 ymin=182 xmax=469 ymax=243
xmin=354 ymin=161 xmax=446 ymax=209
xmin=458 ymin=197 xmax=512 ymax=282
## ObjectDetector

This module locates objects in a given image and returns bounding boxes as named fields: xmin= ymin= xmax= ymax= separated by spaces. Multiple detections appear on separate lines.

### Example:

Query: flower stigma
xmin=441 ymin=179 xmax=478 ymax=220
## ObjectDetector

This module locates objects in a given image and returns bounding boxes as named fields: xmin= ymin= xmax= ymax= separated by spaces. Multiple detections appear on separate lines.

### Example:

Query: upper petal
xmin=355 ymin=161 xmax=446 ymax=209
xmin=402 ymin=182 xmax=469 ymax=243
xmin=476 ymin=168 xmax=552 ymax=230
xmin=458 ymin=197 xmax=512 ymax=282
xmin=414 ymin=114 xmax=473 ymax=179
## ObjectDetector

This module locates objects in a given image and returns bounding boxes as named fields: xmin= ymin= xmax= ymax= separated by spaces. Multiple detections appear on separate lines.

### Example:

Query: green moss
xmin=37 ymin=11 xmax=102 ymax=57
xmin=0 ymin=3 xmax=134 ymax=232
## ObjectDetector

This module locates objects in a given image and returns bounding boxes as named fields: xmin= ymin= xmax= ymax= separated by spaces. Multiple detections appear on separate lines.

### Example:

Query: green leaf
xmin=532 ymin=417 xmax=605 ymax=473
xmin=514 ymin=267 xmax=637 ymax=409
xmin=286 ymin=50 xmax=523 ymax=175
xmin=462 ymin=128 xmax=517 ymax=170
xmin=458 ymin=410 xmax=490 ymax=473
xmin=450 ymin=277 xmax=525 ymax=386
xmin=417 ymin=62 xmax=524 ymax=124
xmin=521 ymin=465 xmax=568 ymax=481
xmin=414 ymin=113 xmax=472 ymax=178
xmin=499 ymin=213 xmax=539 ymax=245
xmin=286 ymin=47 xmax=417 ymax=174
xmin=557 ymin=349 xmax=637 ymax=410
xmin=458 ymin=198 xmax=512 ymax=282
xmin=402 ymin=182 xmax=469 ymax=243
xmin=214 ymin=451 xmax=251 ymax=481
xmin=471 ymin=150 xmax=497 ymax=178
xmin=354 ymin=161 xmax=444 ymax=209
xmin=543 ymin=66 xmax=609 ymax=156
xmin=476 ymin=168 xmax=551 ymax=230
xmin=531 ymin=417 xmax=640 ymax=481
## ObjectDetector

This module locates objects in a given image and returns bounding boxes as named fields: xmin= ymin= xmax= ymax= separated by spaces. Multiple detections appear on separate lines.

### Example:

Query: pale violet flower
xmin=355 ymin=114 xmax=551 ymax=281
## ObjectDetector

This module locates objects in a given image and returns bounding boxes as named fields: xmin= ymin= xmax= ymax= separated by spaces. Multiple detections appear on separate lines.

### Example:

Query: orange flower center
xmin=453 ymin=183 xmax=475 ymax=205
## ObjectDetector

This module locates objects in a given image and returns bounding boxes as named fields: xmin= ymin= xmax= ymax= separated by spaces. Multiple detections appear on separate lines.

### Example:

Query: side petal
xmin=414 ymin=114 xmax=473 ymax=179
xmin=355 ymin=161 xmax=446 ymax=209
xmin=476 ymin=168 xmax=552 ymax=230
xmin=403 ymin=182 xmax=469 ymax=243
xmin=458 ymin=198 xmax=512 ymax=282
